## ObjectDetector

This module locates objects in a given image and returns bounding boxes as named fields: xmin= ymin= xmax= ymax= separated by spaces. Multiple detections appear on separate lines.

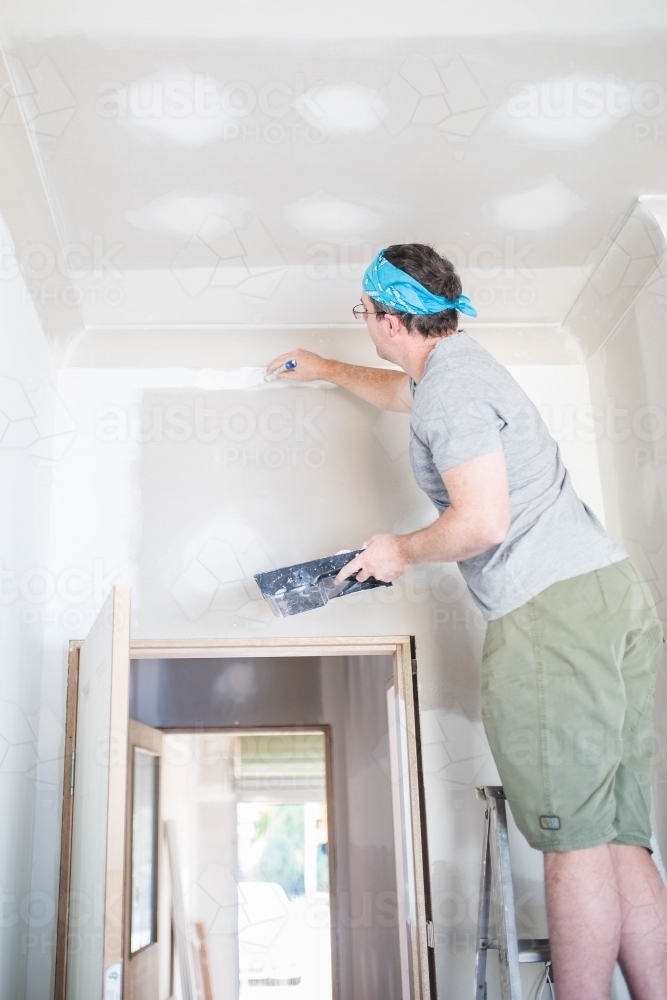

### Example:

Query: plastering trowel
xmin=254 ymin=550 xmax=391 ymax=617
xmin=264 ymin=358 xmax=297 ymax=381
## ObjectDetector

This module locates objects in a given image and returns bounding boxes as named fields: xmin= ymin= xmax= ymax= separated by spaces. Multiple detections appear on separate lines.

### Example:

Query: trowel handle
xmin=264 ymin=359 xmax=298 ymax=382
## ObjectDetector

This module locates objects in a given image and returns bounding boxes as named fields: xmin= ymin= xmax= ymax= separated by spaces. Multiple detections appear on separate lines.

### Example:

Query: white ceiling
xmin=1 ymin=1 xmax=666 ymax=363
xmin=5 ymin=0 xmax=667 ymax=41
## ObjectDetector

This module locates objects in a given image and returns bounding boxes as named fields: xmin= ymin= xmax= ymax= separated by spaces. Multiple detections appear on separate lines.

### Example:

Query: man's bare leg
xmin=610 ymin=843 xmax=667 ymax=998
xmin=544 ymin=845 xmax=621 ymax=999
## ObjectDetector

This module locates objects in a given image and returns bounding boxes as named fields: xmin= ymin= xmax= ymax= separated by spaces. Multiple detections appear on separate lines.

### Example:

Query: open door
xmin=124 ymin=719 xmax=163 ymax=1000
xmin=61 ymin=585 xmax=131 ymax=1000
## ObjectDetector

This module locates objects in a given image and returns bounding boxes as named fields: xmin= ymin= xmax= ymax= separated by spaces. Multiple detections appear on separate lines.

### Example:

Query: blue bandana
xmin=362 ymin=250 xmax=477 ymax=317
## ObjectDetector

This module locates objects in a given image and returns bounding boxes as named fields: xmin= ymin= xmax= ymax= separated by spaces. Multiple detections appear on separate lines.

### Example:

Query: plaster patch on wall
xmin=126 ymin=192 xmax=253 ymax=237
xmin=488 ymin=72 xmax=634 ymax=150
xmin=296 ymin=83 xmax=383 ymax=135
xmin=109 ymin=67 xmax=235 ymax=147
xmin=494 ymin=176 xmax=585 ymax=232
xmin=283 ymin=191 xmax=380 ymax=245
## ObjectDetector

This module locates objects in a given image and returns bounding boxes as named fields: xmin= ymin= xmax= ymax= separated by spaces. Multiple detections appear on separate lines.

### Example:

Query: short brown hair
xmin=369 ymin=243 xmax=462 ymax=337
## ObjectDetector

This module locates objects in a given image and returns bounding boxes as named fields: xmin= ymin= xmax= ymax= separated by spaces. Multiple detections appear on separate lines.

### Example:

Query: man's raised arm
xmin=334 ymin=451 xmax=511 ymax=584
xmin=266 ymin=349 xmax=412 ymax=412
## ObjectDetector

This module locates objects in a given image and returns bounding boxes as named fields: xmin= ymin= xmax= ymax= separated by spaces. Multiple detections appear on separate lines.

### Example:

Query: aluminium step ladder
xmin=474 ymin=786 xmax=551 ymax=1000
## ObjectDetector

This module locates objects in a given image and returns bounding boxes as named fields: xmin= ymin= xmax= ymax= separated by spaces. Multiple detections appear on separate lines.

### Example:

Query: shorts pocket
xmin=622 ymin=615 xmax=664 ymax=746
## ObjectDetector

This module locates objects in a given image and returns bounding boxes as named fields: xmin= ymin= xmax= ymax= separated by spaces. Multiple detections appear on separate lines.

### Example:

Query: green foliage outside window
xmin=250 ymin=805 xmax=305 ymax=898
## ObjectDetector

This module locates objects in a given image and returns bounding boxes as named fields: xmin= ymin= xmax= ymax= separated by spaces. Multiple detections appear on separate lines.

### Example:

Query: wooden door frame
xmin=54 ymin=641 xmax=81 ymax=1000
xmin=56 ymin=585 xmax=131 ymax=1000
xmin=56 ymin=634 xmax=434 ymax=1000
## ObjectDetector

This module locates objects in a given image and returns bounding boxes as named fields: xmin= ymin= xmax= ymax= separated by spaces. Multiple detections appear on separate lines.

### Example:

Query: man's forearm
xmin=335 ymin=510 xmax=503 ymax=587
xmin=335 ymin=452 xmax=511 ymax=586
xmin=400 ymin=506 xmax=504 ymax=566
xmin=321 ymin=359 xmax=411 ymax=412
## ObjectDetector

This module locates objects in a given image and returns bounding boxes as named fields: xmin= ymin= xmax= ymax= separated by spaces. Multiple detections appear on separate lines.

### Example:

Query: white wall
xmin=20 ymin=350 xmax=607 ymax=999
xmin=0 ymin=224 xmax=58 ymax=999
xmin=587 ymin=263 xmax=667 ymax=863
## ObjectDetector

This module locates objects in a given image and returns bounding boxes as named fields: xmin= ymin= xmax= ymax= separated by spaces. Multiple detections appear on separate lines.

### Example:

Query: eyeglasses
xmin=352 ymin=302 xmax=383 ymax=320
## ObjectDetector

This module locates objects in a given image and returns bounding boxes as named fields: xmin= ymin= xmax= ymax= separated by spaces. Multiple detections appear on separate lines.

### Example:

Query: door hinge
xmin=412 ymin=658 xmax=418 ymax=676
xmin=426 ymin=919 xmax=435 ymax=948
xmin=69 ymin=750 xmax=76 ymax=795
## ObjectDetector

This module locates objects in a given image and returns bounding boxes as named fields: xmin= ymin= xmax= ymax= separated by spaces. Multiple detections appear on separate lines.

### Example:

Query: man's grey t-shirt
xmin=409 ymin=331 xmax=626 ymax=621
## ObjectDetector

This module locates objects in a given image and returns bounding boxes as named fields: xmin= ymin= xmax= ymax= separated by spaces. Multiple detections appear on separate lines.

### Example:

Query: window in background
xmin=235 ymin=732 xmax=332 ymax=999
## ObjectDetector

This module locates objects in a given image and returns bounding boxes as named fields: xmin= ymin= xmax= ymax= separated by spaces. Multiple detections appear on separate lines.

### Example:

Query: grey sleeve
xmin=413 ymin=385 xmax=504 ymax=472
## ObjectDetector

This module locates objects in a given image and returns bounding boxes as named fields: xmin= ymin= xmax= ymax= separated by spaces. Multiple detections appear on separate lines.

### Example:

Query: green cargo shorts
xmin=481 ymin=559 xmax=664 ymax=852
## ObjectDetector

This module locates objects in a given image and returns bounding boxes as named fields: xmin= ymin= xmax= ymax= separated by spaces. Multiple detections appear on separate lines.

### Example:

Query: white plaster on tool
xmin=196 ymin=367 xmax=267 ymax=390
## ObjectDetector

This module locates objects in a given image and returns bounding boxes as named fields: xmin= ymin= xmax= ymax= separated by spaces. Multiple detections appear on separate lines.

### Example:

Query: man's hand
xmin=335 ymin=534 xmax=409 ymax=586
xmin=267 ymin=349 xmax=330 ymax=382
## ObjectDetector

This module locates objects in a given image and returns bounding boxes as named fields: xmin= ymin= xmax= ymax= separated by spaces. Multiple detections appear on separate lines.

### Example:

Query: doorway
xmin=55 ymin=587 xmax=436 ymax=1000
xmin=153 ymin=728 xmax=333 ymax=1000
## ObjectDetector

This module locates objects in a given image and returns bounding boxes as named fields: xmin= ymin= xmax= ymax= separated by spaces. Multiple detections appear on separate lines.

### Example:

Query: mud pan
xmin=254 ymin=549 xmax=391 ymax=617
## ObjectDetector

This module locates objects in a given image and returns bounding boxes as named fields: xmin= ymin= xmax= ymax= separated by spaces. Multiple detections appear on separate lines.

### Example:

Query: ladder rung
xmin=479 ymin=938 xmax=551 ymax=964
xmin=517 ymin=939 xmax=551 ymax=964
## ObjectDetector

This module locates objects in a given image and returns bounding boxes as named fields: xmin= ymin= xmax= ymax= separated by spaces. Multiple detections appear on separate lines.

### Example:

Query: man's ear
xmin=386 ymin=313 xmax=404 ymax=338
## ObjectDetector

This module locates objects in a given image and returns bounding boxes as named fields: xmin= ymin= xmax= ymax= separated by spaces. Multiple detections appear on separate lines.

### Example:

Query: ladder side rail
xmin=474 ymin=805 xmax=492 ymax=1000
xmin=489 ymin=794 xmax=523 ymax=1000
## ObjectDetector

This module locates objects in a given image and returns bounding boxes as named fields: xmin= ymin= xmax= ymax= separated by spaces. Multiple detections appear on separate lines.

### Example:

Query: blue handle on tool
xmin=264 ymin=358 xmax=298 ymax=382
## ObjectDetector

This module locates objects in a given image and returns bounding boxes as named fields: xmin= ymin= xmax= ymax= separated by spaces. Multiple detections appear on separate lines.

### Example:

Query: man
xmin=268 ymin=243 xmax=667 ymax=999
